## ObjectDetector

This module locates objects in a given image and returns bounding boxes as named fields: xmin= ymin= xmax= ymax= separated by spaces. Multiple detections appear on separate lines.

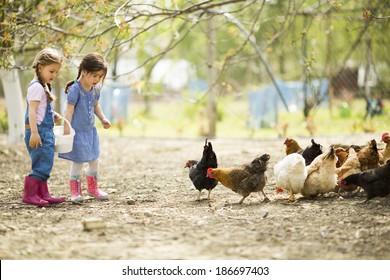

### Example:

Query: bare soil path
xmin=0 ymin=134 xmax=389 ymax=259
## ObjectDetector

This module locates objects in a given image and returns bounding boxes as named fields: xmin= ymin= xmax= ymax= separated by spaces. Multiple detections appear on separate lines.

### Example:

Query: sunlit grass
xmin=95 ymin=96 xmax=389 ymax=139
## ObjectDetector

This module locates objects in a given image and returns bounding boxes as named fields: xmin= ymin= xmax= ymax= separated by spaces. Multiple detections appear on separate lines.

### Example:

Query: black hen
xmin=185 ymin=139 xmax=218 ymax=200
xmin=340 ymin=161 xmax=390 ymax=202
xmin=302 ymin=138 xmax=323 ymax=165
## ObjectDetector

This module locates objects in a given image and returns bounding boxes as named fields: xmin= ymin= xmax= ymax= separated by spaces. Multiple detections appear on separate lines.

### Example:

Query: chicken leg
xmin=261 ymin=190 xmax=270 ymax=203
xmin=197 ymin=191 xmax=202 ymax=201
xmin=288 ymin=187 xmax=296 ymax=202
xmin=238 ymin=195 xmax=248 ymax=204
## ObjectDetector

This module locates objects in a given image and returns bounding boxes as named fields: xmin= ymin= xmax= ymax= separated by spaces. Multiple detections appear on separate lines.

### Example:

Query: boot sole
xmin=22 ymin=199 xmax=50 ymax=207
xmin=87 ymin=193 xmax=109 ymax=200
xmin=71 ymin=197 xmax=84 ymax=203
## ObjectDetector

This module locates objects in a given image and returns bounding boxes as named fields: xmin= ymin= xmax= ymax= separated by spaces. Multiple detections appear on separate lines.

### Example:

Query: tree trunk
xmin=326 ymin=14 xmax=334 ymax=116
xmin=207 ymin=14 xmax=217 ymax=137
xmin=54 ymin=79 xmax=62 ymax=115
xmin=0 ymin=68 xmax=25 ymax=144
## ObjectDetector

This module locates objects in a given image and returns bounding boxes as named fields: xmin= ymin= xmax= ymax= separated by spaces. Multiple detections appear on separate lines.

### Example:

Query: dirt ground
xmin=0 ymin=133 xmax=389 ymax=260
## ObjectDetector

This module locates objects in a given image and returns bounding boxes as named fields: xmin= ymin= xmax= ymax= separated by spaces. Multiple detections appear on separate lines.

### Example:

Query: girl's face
xmin=38 ymin=63 xmax=61 ymax=84
xmin=81 ymin=70 xmax=106 ymax=89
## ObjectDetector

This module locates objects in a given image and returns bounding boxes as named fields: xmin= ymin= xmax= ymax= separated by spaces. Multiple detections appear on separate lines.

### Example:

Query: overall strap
xmin=28 ymin=80 xmax=41 ymax=88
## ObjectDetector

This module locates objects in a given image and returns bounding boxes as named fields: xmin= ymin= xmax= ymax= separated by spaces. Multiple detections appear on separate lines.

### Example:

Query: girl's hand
xmin=101 ymin=118 xmax=111 ymax=129
xmin=54 ymin=112 xmax=62 ymax=125
xmin=29 ymin=132 xmax=42 ymax=149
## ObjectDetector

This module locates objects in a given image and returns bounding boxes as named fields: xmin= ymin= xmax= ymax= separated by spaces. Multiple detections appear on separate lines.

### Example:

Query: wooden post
xmin=363 ymin=37 xmax=373 ymax=121
xmin=364 ymin=37 xmax=372 ymax=100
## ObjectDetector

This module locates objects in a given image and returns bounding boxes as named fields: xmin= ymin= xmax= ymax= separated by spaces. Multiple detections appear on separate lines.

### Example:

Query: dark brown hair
xmin=65 ymin=53 xmax=108 ymax=93
xmin=32 ymin=48 xmax=63 ymax=101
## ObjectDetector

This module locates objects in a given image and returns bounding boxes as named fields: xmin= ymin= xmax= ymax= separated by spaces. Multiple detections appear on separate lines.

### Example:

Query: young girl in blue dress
xmin=23 ymin=48 xmax=66 ymax=206
xmin=59 ymin=53 xmax=111 ymax=202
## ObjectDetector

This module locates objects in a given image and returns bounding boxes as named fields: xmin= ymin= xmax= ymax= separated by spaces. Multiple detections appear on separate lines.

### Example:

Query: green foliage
xmin=1 ymin=0 xmax=389 ymax=137
xmin=0 ymin=107 xmax=8 ymax=133
xmin=1 ymin=0 xmax=389 ymax=87
xmin=182 ymin=96 xmax=206 ymax=121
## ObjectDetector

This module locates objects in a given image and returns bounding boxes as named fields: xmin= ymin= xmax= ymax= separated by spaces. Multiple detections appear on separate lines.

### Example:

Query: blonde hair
xmin=32 ymin=48 xmax=63 ymax=102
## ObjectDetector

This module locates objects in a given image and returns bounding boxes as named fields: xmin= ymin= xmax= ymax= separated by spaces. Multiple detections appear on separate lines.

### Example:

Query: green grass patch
xmin=96 ymin=96 xmax=389 ymax=138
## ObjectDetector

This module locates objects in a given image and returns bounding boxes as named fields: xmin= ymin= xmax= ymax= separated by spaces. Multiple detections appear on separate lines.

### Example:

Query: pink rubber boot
xmin=69 ymin=179 xmax=83 ymax=202
xmin=38 ymin=181 xmax=66 ymax=204
xmin=86 ymin=175 xmax=108 ymax=200
xmin=22 ymin=176 xmax=50 ymax=207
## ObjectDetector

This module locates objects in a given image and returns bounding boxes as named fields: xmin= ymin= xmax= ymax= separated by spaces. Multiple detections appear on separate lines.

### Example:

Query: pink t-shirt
xmin=26 ymin=81 xmax=47 ymax=125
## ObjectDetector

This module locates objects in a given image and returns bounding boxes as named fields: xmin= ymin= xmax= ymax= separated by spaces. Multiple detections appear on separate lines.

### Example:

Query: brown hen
xmin=207 ymin=154 xmax=270 ymax=204
xmin=284 ymin=138 xmax=303 ymax=155
xmin=335 ymin=147 xmax=349 ymax=168
xmin=357 ymin=139 xmax=380 ymax=171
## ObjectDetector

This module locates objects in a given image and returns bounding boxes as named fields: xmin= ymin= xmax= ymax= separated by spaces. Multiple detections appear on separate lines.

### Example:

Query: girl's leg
xmin=22 ymin=129 xmax=50 ymax=206
xmin=69 ymin=162 xmax=84 ymax=202
xmin=86 ymin=159 xmax=108 ymax=200
xmin=86 ymin=159 xmax=99 ymax=177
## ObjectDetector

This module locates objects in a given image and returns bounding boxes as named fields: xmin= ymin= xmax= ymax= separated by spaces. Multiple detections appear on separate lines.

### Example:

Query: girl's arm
xmin=94 ymin=102 xmax=111 ymax=129
xmin=28 ymin=101 xmax=42 ymax=149
xmin=63 ymin=103 xmax=75 ymax=135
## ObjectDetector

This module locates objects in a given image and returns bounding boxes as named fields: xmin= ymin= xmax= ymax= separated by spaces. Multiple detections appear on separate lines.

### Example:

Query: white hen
xmin=274 ymin=153 xmax=307 ymax=201
xmin=301 ymin=146 xmax=337 ymax=197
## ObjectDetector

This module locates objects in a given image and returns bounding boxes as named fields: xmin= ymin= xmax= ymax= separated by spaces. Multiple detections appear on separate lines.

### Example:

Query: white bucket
xmin=54 ymin=118 xmax=75 ymax=153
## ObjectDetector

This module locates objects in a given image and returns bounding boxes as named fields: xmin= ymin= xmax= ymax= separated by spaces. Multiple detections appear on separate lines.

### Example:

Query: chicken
xmin=335 ymin=148 xmax=361 ymax=193
xmin=301 ymin=138 xmax=323 ymax=165
xmin=381 ymin=132 xmax=390 ymax=165
xmin=185 ymin=139 xmax=218 ymax=200
xmin=274 ymin=153 xmax=307 ymax=201
xmin=207 ymin=154 xmax=270 ymax=204
xmin=284 ymin=138 xmax=303 ymax=155
xmin=350 ymin=145 xmax=362 ymax=153
xmin=357 ymin=139 xmax=380 ymax=171
xmin=340 ymin=161 xmax=390 ymax=202
xmin=301 ymin=146 xmax=337 ymax=198
xmin=335 ymin=147 xmax=349 ymax=168
xmin=284 ymin=138 xmax=322 ymax=165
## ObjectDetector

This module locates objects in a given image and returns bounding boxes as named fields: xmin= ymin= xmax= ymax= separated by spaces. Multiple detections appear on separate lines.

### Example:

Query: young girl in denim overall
xmin=59 ymin=53 xmax=111 ymax=202
xmin=23 ymin=48 xmax=65 ymax=206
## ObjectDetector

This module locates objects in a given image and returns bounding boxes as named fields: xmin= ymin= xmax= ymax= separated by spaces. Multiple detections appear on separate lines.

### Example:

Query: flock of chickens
xmin=185 ymin=133 xmax=390 ymax=204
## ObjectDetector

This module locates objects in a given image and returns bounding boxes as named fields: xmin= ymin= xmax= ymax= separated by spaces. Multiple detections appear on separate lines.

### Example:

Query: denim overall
xmin=24 ymin=81 xmax=55 ymax=181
